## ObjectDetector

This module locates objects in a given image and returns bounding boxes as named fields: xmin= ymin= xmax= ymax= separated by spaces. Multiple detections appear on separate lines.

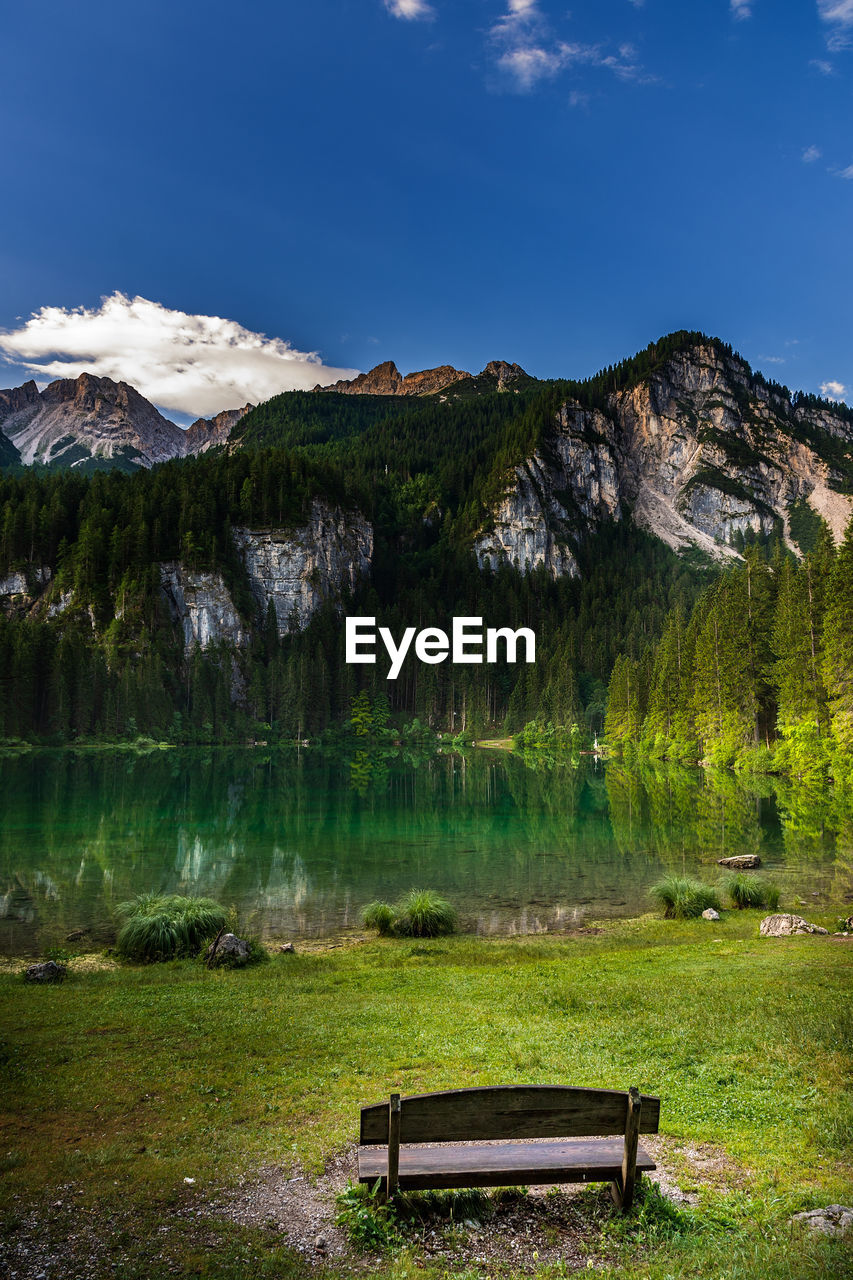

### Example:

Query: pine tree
xmin=822 ymin=516 xmax=853 ymax=756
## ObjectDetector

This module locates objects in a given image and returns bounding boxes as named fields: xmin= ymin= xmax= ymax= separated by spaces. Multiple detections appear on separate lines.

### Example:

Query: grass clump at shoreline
xmin=362 ymin=888 xmax=457 ymax=937
xmin=115 ymin=893 xmax=227 ymax=962
xmin=722 ymin=872 xmax=780 ymax=910
xmin=648 ymin=875 xmax=721 ymax=919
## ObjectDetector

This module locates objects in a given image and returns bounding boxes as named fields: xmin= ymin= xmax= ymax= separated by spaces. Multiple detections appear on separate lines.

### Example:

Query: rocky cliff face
xmin=0 ymin=566 xmax=52 ymax=616
xmin=474 ymin=410 xmax=620 ymax=577
xmin=157 ymin=503 xmax=373 ymax=652
xmin=475 ymin=344 xmax=853 ymax=575
xmin=233 ymin=500 xmax=373 ymax=634
xmin=0 ymin=373 xmax=187 ymax=468
xmin=183 ymin=404 xmax=253 ymax=454
xmin=160 ymin=565 xmax=248 ymax=653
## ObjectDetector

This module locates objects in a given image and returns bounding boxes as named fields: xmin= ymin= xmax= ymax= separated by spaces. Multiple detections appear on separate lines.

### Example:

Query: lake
xmin=1 ymin=746 xmax=849 ymax=956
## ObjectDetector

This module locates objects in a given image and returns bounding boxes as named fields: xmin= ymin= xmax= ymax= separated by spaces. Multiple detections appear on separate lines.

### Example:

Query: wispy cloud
xmin=384 ymin=0 xmax=434 ymax=20
xmin=818 ymin=0 xmax=853 ymax=49
xmin=820 ymin=379 xmax=848 ymax=400
xmin=490 ymin=2 xmax=650 ymax=91
xmin=837 ymin=162 xmax=853 ymax=178
xmin=0 ymin=294 xmax=359 ymax=418
xmin=759 ymin=354 xmax=785 ymax=364
xmin=731 ymin=0 xmax=753 ymax=20
xmin=810 ymin=57 xmax=835 ymax=72
xmin=802 ymin=144 xmax=822 ymax=162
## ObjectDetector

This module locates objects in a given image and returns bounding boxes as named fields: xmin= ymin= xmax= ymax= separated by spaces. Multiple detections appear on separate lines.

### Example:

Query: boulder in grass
xmin=759 ymin=914 xmax=828 ymax=937
xmin=25 ymin=960 xmax=66 ymax=983
xmin=789 ymin=1205 xmax=853 ymax=1237
xmin=701 ymin=908 xmax=721 ymax=921
xmin=206 ymin=932 xmax=250 ymax=966
xmin=717 ymin=854 xmax=761 ymax=869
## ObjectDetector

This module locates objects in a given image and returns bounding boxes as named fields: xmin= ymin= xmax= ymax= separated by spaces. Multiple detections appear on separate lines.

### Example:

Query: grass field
xmin=1 ymin=915 xmax=851 ymax=1278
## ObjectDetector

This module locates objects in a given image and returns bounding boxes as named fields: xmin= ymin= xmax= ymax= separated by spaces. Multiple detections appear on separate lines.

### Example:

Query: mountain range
xmin=2 ymin=335 xmax=853 ymax=573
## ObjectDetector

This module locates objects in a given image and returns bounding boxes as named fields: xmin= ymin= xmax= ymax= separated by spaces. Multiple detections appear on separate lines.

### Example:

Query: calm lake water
xmin=1 ymin=747 xmax=849 ymax=956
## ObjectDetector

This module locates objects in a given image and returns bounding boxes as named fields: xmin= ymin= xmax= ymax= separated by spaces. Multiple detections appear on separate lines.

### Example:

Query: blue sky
xmin=1 ymin=0 xmax=851 ymax=420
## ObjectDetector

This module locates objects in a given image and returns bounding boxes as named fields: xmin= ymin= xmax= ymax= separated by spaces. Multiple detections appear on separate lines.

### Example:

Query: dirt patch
xmin=212 ymin=1140 xmax=707 ymax=1272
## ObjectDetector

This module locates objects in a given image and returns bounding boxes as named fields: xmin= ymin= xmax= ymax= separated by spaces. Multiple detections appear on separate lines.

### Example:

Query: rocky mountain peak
xmin=482 ymin=360 xmax=526 ymax=388
xmin=317 ymin=360 xmax=471 ymax=396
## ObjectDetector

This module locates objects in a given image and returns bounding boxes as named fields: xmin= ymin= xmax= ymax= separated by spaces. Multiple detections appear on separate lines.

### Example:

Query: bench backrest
xmin=360 ymin=1085 xmax=660 ymax=1145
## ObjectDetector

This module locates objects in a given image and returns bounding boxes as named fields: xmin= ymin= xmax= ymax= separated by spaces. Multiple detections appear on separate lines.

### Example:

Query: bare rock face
xmin=474 ymin=342 xmax=853 ymax=578
xmin=183 ymin=404 xmax=254 ymax=455
xmin=0 ymin=565 xmax=52 ymax=616
xmin=759 ymin=914 xmax=829 ymax=937
xmin=0 ymin=373 xmax=186 ymax=468
xmin=474 ymin=406 xmax=620 ymax=578
xmin=159 ymin=565 xmax=248 ymax=653
xmin=319 ymin=360 xmax=471 ymax=397
xmin=233 ymin=500 xmax=373 ymax=634
xmin=482 ymin=360 xmax=526 ymax=388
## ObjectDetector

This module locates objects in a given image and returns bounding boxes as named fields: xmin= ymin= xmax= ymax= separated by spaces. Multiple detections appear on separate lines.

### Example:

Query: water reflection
xmin=0 ymin=748 xmax=849 ymax=955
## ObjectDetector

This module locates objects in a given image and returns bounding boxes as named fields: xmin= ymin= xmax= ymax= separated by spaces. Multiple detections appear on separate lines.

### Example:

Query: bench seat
xmin=359 ymin=1137 xmax=656 ymax=1191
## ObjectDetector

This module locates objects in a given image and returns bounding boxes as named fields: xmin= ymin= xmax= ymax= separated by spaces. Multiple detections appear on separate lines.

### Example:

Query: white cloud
xmin=759 ymin=354 xmax=785 ymax=364
xmin=838 ymin=162 xmax=853 ymax=178
xmin=0 ymin=294 xmax=360 ymax=418
xmin=818 ymin=0 xmax=853 ymax=48
xmin=820 ymin=379 xmax=848 ymax=400
xmin=730 ymin=0 xmax=752 ymax=19
xmin=810 ymin=57 xmax=835 ymax=72
xmin=490 ymin=2 xmax=649 ymax=91
xmin=802 ymin=144 xmax=822 ymax=162
xmin=384 ymin=0 xmax=433 ymax=19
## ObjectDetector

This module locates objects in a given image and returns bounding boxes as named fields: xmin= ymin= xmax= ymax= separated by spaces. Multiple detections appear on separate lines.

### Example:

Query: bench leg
xmin=385 ymin=1093 xmax=401 ymax=1201
xmin=610 ymin=1169 xmax=642 ymax=1210
xmin=611 ymin=1086 xmax=642 ymax=1211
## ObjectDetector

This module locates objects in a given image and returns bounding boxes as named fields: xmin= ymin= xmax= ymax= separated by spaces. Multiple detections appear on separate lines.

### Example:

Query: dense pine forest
xmin=605 ymin=519 xmax=853 ymax=778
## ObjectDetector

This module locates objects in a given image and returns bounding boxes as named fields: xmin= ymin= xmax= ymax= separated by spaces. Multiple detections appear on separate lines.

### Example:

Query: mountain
xmin=0 ymin=374 xmax=186 ymax=470
xmin=473 ymin=338 xmax=853 ymax=575
xmin=0 ymin=374 xmax=252 ymax=470
xmin=183 ymin=403 xmax=254 ymax=454
xmin=316 ymin=358 xmax=528 ymax=397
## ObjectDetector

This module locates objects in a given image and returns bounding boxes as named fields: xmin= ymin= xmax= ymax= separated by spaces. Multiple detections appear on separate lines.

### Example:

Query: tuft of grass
xmin=392 ymin=888 xmax=456 ymax=937
xmin=722 ymin=873 xmax=780 ymax=911
xmin=649 ymin=875 xmax=721 ymax=919
xmin=335 ymin=1180 xmax=400 ymax=1251
xmin=362 ymin=889 xmax=457 ymax=938
xmin=115 ymin=894 xmax=227 ymax=963
xmin=395 ymin=1187 xmax=493 ymax=1223
xmin=362 ymin=901 xmax=397 ymax=936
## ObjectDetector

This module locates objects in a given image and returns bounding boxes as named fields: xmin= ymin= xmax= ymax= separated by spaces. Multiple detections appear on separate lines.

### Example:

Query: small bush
xmin=116 ymin=894 xmax=227 ymax=963
xmin=721 ymin=873 xmax=780 ymax=910
xmin=362 ymin=901 xmax=397 ymax=936
xmin=362 ymin=889 xmax=457 ymax=938
xmin=335 ymin=1180 xmax=399 ymax=1251
xmin=649 ymin=876 xmax=721 ymax=919
xmin=394 ymin=889 xmax=457 ymax=937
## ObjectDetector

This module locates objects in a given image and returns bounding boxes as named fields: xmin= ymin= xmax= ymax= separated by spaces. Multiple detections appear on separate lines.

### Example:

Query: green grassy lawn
xmin=1 ymin=916 xmax=851 ymax=1278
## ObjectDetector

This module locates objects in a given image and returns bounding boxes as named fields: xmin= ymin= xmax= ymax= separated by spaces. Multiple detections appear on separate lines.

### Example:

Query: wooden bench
xmin=358 ymin=1084 xmax=659 ymax=1211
